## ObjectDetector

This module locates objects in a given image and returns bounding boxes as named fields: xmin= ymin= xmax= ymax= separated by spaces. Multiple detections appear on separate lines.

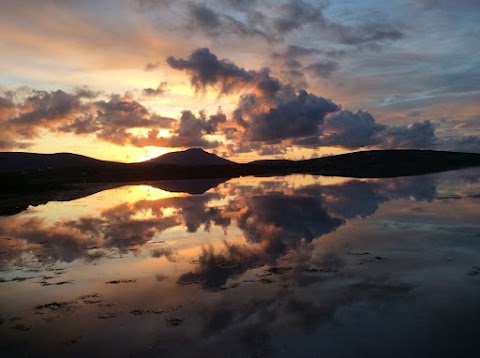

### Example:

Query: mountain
xmin=145 ymin=148 xmax=235 ymax=166
xmin=250 ymin=149 xmax=480 ymax=178
xmin=2 ymin=149 xmax=480 ymax=187
xmin=0 ymin=148 xmax=235 ymax=173
xmin=0 ymin=152 xmax=119 ymax=173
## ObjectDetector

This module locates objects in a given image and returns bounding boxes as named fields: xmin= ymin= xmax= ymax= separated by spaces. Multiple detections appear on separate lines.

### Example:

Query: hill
xmin=145 ymin=148 xmax=235 ymax=166
xmin=1 ymin=149 xmax=479 ymax=193
xmin=0 ymin=152 xmax=119 ymax=173
xmin=0 ymin=148 xmax=234 ymax=173
xmin=249 ymin=150 xmax=480 ymax=177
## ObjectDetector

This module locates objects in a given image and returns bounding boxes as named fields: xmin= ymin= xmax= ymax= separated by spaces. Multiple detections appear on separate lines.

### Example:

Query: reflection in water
xmin=1 ymin=170 xmax=480 ymax=356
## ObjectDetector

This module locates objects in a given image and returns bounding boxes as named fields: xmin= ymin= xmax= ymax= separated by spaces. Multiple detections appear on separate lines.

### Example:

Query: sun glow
xmin=135 ymin=146 xmax=173 ymax=162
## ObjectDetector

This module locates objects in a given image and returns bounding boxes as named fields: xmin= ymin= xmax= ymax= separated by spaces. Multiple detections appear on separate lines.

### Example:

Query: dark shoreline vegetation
xmin=1 ymin=149 xmax=480 ymax=215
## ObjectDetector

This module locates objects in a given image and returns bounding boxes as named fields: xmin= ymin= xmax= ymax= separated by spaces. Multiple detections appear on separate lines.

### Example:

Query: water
xmin=1 ymin=169 xmax=479 ymax=357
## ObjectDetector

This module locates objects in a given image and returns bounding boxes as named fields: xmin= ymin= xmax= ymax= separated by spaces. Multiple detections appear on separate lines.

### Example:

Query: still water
xmin=1 ymin=169 xmax=480 ymax=357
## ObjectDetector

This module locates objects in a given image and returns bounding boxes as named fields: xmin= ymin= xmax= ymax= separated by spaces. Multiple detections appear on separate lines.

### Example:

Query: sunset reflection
xmin=1 ymin=169 xmax=480 ymax=356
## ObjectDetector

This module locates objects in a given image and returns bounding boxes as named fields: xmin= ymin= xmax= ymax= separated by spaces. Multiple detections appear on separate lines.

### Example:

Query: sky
xmin=0 ymin=0 xmax=479 ymax=162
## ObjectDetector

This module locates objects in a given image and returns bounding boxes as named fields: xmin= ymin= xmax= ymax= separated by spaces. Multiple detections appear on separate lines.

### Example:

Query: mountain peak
xmin=147 ymin=148 xmax=235 ymax=166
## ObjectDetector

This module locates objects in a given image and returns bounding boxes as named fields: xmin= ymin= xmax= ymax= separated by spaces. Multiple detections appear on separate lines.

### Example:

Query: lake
xmin=1 ymin=169 xmax=480 ymax=357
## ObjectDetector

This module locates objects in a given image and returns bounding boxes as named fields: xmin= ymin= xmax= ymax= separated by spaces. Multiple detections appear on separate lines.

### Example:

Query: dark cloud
xmin=234 ymin=88 xmax=339 ymax=142
xmin=188 ymin=3 xmax=222 ymax=30
xmin=0 ymin=88 xmax=224 ymax=150
xmin=380 ymin=120 xmax=437 ymax=148
xmin=158 ymin=0 xmax=396 ymax=47
xmin=327 ymin=22 xmax=404 ymax=45
xmin=272 ymin=45 xmax=346 ymax=85
xmin=272 ymin=0 xmax=325 ymax=34
xmin=311 ymin=110 xmax=437 ymax=149
xmin=133 ymin=109 xmax=225 ymax=149
xmin=168 ymin=48 xmax=339 ymax=144
xmin=1 ymin=45 xmax=452 ymax=154
xmin=310 ymin=110 xmax=386 ymax=148
xmin=144 ymin=62 xmax=161 ymax=71
xmin=276 ymin=45 xmax=320 ymax=59
xmin=85 ymin=93 xmax=177 ymax=146
xmin=137 ymin=0 xmax=405 ymax=49
xmin=168 ymin=48 xmax=440 ymax=151
xmin=305 ymin=60 xmax=339 ymax=78
xmin=0 ymin=89 xmax=97 ymax=149
xmin=0 ymin=88 xmax=180 ymax=149
xmin=10 ymin=89 xmax=96 ymax=135
xmin=142 ymin=82 xmax=168 ymax=97
xmin=272 ymin=45 xmax=345 ymax=65
xmin=167 ymin=48 xmax=253 ymax=94
xmin=444 ymin=135 xmax=480 ymax=153
xmin=185 ymin=3 xmax=273 ymax=41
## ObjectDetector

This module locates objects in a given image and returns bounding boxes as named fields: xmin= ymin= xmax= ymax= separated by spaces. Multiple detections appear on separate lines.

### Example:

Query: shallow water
xmin=1 ymin=169 xmax=480 ymax=357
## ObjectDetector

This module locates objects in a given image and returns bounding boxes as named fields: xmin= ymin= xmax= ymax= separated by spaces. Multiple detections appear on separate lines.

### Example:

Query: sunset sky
xmin=1 ymin=0 xmax=479 ymax=162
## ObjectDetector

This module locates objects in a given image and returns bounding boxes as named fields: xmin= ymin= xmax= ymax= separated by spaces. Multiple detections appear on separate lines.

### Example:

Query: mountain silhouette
xmin=0 ymin=152 xmax=118 ymax=173
xmin=0 ymin=148 xmax=233 ymax=172
xmin=1 ymin=149 xmax=480 ymax=188
xmin=145 ymin=148 xmax=235 ymax=166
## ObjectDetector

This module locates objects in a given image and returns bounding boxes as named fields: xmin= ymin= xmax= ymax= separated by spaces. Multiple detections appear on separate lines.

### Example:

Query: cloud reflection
xmin=0 ymin=174 xmax=439 ymax=269
xmin=1 ymin=170 xmax=480 ymax=356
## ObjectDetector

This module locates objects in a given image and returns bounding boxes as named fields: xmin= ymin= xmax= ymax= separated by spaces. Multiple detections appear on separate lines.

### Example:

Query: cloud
xmin=272 ymin=0 xmax=325 ymax=34
xmin=167 ymin=48 xmax=441 ymax=151
xmin=167 ymin=47 xmax=254 ymax=94
xmin=184 ymin=3 xmax=273 ymax=41
xmin=234 ymin=88 xmax=339 ymax=142
xmin=131 ymin=109 xmax=226 ymax=149
xmin=305 ymin=60 xmax=339 ymax=78
xmin=168 ymin=48 xmax=339 ymax=144
xmin=271 ymin=45 xmax=345 ymax=86
xmin=0 ymin=88 xmax=97 ymax=149
xmin=271 ymin=45 xmax=321 ymax=63
xmin=1 ymin=47 xmax=443 ymax=154
xmin=442 ymin=135 xmax=480 ymax=153
xmin=186 ymin=0 xmax=403 ymax=47
xmin=327 ymin=22 xmax=404 ymax=45
xmin=0 ymin=87 xmax=222 ymax=150
xmin=142 ymin=82 xmax=168 ymax=97
xmin=188 ymin=3 xmax=222 ymax=30
xmin=308 ymin=110 xmax=437 ymax=149
xmin=144 ymin=62 xmax=161 ymax=71
xmin=380 ymin=120 xmax=437 ymax=148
